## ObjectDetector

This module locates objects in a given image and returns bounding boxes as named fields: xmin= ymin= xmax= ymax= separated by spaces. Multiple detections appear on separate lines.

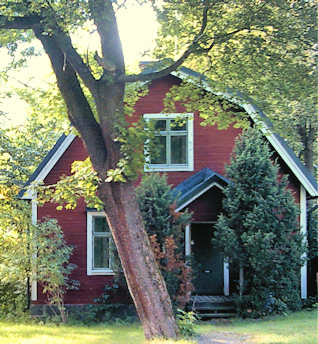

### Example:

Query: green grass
xmin=197 ymin=310 xmax=317 ymax=344
xmin=0 ymin=310 xmax=316 ymax=344
xmin=0 ymin=322 xmax=145 ymax=344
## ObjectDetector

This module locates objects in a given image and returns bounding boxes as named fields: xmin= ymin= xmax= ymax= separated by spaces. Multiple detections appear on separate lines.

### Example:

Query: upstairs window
xmin=144 ymin=113 xmax=194 ymax=171
xmin=87 ymin=212 xmax=114 ymax=275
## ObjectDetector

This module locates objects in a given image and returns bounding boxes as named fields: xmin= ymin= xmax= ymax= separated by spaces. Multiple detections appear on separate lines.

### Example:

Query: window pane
xmin=171 ymin=119 xmax=187 ymax=131
xmin=93 ymin=236 xmax=109 ymax=269
xmin=154 ymin=120 xmax=167 ymax=131
xmin=93 ymin=217 xmax=109 ymax=233
xmin=151 ymin=135 xmax=167 ymax=164
xmin=171 ymin=135 xmax=187 ymax=164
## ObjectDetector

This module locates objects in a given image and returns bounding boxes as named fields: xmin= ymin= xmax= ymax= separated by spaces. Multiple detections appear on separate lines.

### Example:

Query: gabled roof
xmin=170 ymin=67 xmax=317 ymax=197
xmin=21 ymin=66 xmax=317 ymax=199
xmin=20 ymin=133 xmax=76 ymax=199
xmin=172 ymin=168 xmax=229 ymax=212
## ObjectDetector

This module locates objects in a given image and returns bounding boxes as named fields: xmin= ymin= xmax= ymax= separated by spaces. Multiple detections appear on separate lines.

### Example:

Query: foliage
xmin=0 ymin=184 xmax=31 ymax=318
xmin=307 ymin=204 xmax=318 ymax=261
xmin=35 ymin=218 xmax=79 ymax=324
xmin=176 ymin=309 xmax=197 ymax=338
xmin=0 ymin=186 xmax=77 ymax=323
xmin=154 ymin=0 xmax=317 ymax=170
xmin=0 ymin=108 xmax=69 ymax=318
xmin=0 ymin=112 xmax=65 ymax=187
xmin=213 ymin=128 xmax=305 ymax=317
xmin=150 ymin=235 xmax=193 ymax=309
xmin=301 ymin=296 xmax=318 ymax=310
xmin=1 ymin=0 xmax=315 ymax=338
xmin=136 ymin=173 xmax=193 ymax=309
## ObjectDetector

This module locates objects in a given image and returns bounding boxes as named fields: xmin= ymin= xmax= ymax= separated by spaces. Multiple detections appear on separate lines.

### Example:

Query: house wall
xmin=34 ymin=74 xmax=302 ymax=304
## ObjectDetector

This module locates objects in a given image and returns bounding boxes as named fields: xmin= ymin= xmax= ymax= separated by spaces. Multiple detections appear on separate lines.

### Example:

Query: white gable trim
xmin=176 ymin=181 xmax=225 ymax=212
xmin=171 ymin=70 xmax=317 ymax=197
xmin=22 ymin=134 xmax=76 ymax=199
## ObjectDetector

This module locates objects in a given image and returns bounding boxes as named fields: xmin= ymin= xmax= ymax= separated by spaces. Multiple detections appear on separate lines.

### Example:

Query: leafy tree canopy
xmin=153 ymin=0 xmax=317 ymax=169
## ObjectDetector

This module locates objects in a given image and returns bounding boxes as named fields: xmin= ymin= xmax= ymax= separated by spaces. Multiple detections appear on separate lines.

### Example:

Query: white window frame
xmin=144 ymin=113 xmax=194 ymax=172
xmin=87 ymin=211 xmax=115 ymax=276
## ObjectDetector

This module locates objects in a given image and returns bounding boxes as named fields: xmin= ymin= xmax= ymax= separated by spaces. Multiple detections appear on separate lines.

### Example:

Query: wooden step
xmin=186 ymin=295 xmax=237 ymax=319
xmin=199 ymin=312 xmax=237 ymax=318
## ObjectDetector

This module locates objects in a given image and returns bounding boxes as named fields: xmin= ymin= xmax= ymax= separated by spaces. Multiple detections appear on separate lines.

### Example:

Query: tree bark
xmin=98 ymin=180 xmax=178 ymax=340
xmin=89 ymin=88 xmax=178 ymax=340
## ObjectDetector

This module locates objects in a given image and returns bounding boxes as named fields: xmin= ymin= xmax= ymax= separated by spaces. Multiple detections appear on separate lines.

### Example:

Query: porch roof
xmin=173 ymin=168 xmax=229 ymax=211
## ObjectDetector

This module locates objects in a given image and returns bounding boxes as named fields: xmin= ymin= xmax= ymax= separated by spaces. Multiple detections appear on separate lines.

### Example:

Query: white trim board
xmin=300 ymin=186 xmax=307 ymax=299
xmin=176 ymin=181 xmax=225 ymax=212
xmin=143 ymin=113 xmax=194 ymax=172
xmin=22 ymin=134 xmax=76 ymax=199
xmin=86 ymin=211 xmax=115 ymax=276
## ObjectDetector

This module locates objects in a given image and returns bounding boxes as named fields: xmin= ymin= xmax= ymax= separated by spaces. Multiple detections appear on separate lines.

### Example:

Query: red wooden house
xmin=21 ymin=67 xmax=317 ymax=311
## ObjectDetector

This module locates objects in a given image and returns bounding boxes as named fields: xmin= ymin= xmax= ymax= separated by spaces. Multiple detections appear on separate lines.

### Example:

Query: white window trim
xmin=144 ymin=113 xmax=194 ymax=172
xmin=87 ymin=211 xmax=115 ymax=276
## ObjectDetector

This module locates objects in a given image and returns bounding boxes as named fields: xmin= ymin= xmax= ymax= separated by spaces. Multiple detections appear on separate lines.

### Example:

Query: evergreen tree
xmin=214 ymin=128 xmax=305 ymax=317
xmin=136 ymin=173 xmax=193 ymax=308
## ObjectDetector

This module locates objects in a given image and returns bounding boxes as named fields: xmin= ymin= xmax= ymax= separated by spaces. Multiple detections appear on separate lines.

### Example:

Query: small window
xmin=144 ymin=113 xmax=194 ymax=171
xmin=87 ymin=212 xmax=114 ymax=276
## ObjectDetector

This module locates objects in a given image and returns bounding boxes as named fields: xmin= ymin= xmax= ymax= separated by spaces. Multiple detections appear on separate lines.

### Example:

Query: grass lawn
xmin=197 ymin=310 xmax=317 ymax=344
xmin=0 ymin=310 xmax=316 ymax=344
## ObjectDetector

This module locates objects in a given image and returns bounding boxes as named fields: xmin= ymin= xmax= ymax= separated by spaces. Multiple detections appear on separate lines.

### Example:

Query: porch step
xmin=186 ymin=295 xmax=237 ymax=319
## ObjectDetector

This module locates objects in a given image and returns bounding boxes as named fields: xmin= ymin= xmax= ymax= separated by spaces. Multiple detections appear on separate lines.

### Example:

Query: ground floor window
xmin=87 ymin=212 xmax=114 ymax=275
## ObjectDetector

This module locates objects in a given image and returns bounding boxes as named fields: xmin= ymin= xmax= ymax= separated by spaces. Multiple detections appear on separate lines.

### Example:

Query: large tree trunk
xmin=88 ymin=89 xmax=178 ymax=340
xmin=31 ymin=7 xmax=179 ymax=339
xmin=97 ymin=180 xmax=178 ymax=340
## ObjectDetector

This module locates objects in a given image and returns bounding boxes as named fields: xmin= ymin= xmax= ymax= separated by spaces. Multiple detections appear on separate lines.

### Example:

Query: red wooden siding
xmin=34 ymin=74 xmax=301 ymax=305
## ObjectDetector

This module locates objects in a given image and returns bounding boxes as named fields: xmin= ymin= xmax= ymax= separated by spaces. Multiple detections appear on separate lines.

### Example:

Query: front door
xmin=191 ymin=223 xmax=224 ymax=295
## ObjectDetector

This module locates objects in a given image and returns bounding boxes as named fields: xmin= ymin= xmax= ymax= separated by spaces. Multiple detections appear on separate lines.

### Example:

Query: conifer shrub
xmin=213 ymin=128 xmax=305 ymax=317
xmin=136 ymin=173 xmax=193 ymax=309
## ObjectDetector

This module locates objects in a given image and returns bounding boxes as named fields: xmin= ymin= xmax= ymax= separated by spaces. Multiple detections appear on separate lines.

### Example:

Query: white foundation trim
xmin=31 ymin=195 xmax=37 ymax=301
xmin=300 ymin=186 xmax=307 ymax=299
xmin=223 ymin=261 xmax=230 ymax=296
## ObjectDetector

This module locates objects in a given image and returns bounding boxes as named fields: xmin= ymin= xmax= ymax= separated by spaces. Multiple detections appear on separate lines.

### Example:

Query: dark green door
xmin=192 ymin=224 xmax=224 ymax=295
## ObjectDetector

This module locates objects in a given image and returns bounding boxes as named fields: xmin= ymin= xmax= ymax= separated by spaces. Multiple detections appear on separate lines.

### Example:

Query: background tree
xmin=0 ymin=109 xmax=66 ymax=317
xmin=0 ymin=184 xmax=31 ymax=317
xmin=154 ymin=0 xmax=317 ymax=172
xmin=35 ymin=219 xmax=79 ymax=324
xmin=213 ymin=128 xmax=305 ymax=317
xmin=0 ymin=0 xmax=315 ymax=338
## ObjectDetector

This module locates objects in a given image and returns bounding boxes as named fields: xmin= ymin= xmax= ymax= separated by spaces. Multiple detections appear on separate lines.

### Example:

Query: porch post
xmin=223 ymin=261 xmax=229 ymax=296
xmin=185 ymin=224 xmax=191 ymax=256
xmin=300 ymin=186 xmax=307 ymax=299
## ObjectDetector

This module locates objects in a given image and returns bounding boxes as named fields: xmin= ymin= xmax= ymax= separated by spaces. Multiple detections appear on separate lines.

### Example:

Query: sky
xmin=0 ymin=2 xmax=158 ymax=127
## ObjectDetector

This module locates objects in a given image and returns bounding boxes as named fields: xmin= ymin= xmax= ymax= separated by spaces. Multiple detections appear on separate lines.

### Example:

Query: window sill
xmin=87 ymin=270 xmax=115 ymax=276
xmin=145 ymin=165 xmax=194 ymax=172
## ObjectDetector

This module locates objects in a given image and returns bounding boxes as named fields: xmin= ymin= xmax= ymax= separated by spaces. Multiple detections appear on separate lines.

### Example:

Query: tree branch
xmin=32 ymin=24 xmax=107 ymax=172
xmin=53 ymin=27 xmax=98 ymax=95
xmin=0 ymin=15 xmax=40 ymax=30
xmin=89 ymin=0 xmax=125 ymax=77
xmin=121 ymin=1 xmax=210 ymax=83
